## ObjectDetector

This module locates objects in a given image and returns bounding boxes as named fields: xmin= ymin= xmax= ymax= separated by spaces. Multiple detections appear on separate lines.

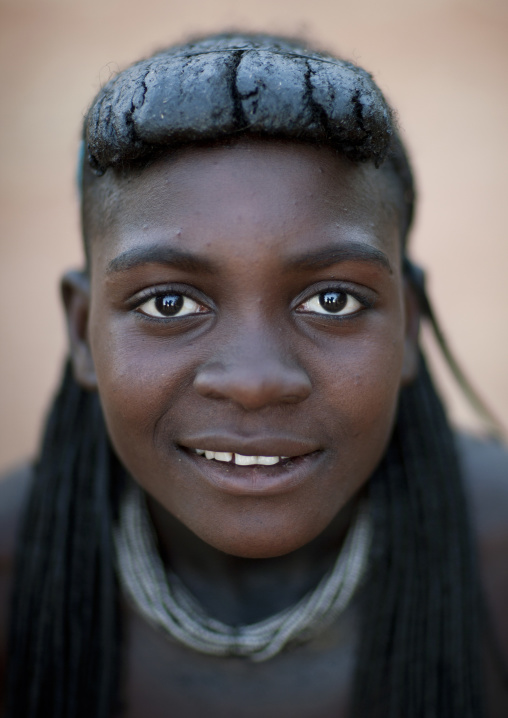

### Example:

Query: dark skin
xmin=1 ymin=140 xmax=507 ymax=717
xmin=74 ymin=140 xmax=418 ymax=562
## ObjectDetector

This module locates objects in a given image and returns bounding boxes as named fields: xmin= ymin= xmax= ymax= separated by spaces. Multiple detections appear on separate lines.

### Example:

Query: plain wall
xmin=1 ymin=0 xmax=507 ymax=473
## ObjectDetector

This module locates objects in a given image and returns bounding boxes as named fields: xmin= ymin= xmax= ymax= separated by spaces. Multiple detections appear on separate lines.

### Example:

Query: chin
xmin=189 ymin=508 xmax=331 ymax=559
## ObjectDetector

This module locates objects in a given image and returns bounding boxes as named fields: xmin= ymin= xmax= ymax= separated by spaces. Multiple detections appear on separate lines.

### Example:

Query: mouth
xmin=179 ymin=441 xmax=323 ymax=496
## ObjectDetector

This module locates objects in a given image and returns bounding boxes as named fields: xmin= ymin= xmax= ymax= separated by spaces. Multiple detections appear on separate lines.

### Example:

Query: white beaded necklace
xmin=114 ymin=482 xmax=372 ymax=662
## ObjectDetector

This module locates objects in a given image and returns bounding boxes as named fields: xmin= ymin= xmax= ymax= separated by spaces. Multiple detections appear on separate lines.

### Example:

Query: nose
xmin=193 ymin=329 xmax=312 ymax=410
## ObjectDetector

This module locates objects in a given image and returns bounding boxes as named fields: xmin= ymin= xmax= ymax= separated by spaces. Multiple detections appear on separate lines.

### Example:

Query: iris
xmin=319 ymin=291 xmax=347 ymax=313
xmin=155 ymin=294 xmax=183 ymax=316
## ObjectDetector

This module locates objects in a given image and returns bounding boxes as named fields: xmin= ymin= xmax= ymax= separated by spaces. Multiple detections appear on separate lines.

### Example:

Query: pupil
xmin=155 ymin=294 xmax=183 ymax=316
xmin=319 ymin=291 xmax=347 ymax=313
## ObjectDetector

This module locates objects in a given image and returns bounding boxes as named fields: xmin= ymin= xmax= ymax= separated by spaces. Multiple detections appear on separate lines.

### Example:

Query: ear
xmin=61 ymin=270 xmax=97 ymax=390
xmin=400 ymin=277 xmax=421 ymax=386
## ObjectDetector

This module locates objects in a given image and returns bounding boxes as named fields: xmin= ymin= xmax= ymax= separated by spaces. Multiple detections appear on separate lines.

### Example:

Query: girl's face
xmin=67 ymin=140 xmax=418 ymax=558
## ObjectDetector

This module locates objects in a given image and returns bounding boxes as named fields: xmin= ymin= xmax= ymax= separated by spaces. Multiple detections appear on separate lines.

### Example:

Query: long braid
xmin=352 ymin=355 xmax=484 ymax=717
xmin=6 ymin=362 xmax=121 ymax=718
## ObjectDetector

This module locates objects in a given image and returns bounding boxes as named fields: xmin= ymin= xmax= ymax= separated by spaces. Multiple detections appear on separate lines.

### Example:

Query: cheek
xmin=88 ymin=316 xmax=193 ymax=464
xmin=316 ymin=323 xmax=405 ymax=423
xmin=312 ymin=328 xmax=405 ymax=484
xmin=346 ymin=348 xmax=403 ymax=434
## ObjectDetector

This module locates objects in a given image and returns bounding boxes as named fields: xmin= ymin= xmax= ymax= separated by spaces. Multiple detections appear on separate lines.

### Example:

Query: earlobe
xmin=61 ymin=270 xmax=98 ymax=390
xmin=401 ymin=280 xmax=421 ymax=386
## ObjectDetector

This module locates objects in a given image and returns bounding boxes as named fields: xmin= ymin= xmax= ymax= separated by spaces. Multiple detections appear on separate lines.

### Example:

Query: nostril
xmin=193 ymin=363 xmax=311 ymax=409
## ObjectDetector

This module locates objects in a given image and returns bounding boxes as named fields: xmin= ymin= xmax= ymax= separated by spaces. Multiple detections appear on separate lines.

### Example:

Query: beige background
xmin=0 ymin=0 xmax=507 ymax=474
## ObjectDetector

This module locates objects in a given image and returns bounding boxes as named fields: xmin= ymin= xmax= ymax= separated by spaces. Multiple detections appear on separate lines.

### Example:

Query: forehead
xmin=85 ymin=139 xmax=401 ymax=269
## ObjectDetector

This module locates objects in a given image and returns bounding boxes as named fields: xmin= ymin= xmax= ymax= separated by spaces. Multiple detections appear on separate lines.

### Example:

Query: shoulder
xmin=456 ymin=432 xmax=508 ymax=712
xmin=456 ymin=431 xmax=508 ymax=605
xmin=0 ymin=462 xmax=33 ymax=706
xmin=457 ymin=432 xmax=508 ymax=536
xmin=0 ymin=462 xmax=32 ymax=561
xmin=0 ymin=462 xmax=33 ymax=573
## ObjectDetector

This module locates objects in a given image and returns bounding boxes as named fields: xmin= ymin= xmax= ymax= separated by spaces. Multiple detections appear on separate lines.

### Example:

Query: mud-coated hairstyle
xmin=8 ymin=33 xmax=486 ymax=718
xmin=80 ymin=33 xmax=415 ymax=250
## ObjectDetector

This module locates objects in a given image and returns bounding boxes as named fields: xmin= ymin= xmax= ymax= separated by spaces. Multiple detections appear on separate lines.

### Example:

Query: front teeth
xmin=210 ymin=451 xmax=233 ymax=462
xmin=235 ymin=454 xmax=279 ymax=466
xmin=194 ymin=449 xmax=287 ymax=466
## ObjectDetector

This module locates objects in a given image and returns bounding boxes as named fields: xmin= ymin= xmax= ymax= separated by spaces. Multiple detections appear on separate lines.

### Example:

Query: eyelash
xmin=130 ymin=283 xmax=374 ymax=321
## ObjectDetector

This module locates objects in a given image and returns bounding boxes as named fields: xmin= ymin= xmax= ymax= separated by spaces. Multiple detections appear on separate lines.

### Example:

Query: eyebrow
xmin=106 ymin=240 xmax=392 ymax=276
xmin=286 ymin=243 xmax=393 ymax=274
xmin=106 ymin=245 xmax=216 ymax=275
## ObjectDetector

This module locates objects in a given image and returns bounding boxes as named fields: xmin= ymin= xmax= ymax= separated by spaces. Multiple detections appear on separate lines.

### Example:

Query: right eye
xmin=137 ymin=293 xmax=207 ymax=318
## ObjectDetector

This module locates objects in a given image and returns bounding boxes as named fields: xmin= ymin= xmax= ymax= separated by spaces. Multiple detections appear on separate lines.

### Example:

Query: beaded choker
xmin=114 ymin=483 xmax=372 ymax=662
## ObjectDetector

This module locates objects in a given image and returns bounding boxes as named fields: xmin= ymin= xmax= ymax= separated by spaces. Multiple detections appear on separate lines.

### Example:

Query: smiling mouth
xmin=181 ymin=445 xmax=323 ymax=496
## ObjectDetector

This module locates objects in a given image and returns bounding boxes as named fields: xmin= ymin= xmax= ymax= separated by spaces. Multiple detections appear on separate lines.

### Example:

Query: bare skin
xmin=1 ymin=141 xmax=507 ymax=716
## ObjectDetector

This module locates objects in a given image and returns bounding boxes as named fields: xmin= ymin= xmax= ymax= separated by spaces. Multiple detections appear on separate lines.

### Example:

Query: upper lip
xmin=179 ymin=434 xmax=320 ymax=458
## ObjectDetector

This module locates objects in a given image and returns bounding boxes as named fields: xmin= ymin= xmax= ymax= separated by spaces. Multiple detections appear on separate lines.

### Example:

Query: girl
xmin=1 ymin=32 xmax=507 ymax=718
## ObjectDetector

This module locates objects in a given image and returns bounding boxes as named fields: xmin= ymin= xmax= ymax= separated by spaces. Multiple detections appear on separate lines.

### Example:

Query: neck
xmin=145 ymin=487 xmax=363 ymax=625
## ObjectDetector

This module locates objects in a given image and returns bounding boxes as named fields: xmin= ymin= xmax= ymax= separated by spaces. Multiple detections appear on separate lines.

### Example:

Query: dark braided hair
xmin=354 ymin=357 xmax=483 ymax=717
xmin=7 ymin=33 xmax=484 ymax=717
xmin=7 ymin=364 xmax=121 ymax=717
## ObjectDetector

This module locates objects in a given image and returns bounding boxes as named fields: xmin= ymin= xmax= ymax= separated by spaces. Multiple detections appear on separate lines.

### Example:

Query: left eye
xmin=137 ymin=293 xmax=206 ymax=318
xmin=298 ymin=290 xmax=362 ymax=316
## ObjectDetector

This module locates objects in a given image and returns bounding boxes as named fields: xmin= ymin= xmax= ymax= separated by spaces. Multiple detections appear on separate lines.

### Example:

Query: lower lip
xmin=180 ymin=449 xmax=324 ymax=496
